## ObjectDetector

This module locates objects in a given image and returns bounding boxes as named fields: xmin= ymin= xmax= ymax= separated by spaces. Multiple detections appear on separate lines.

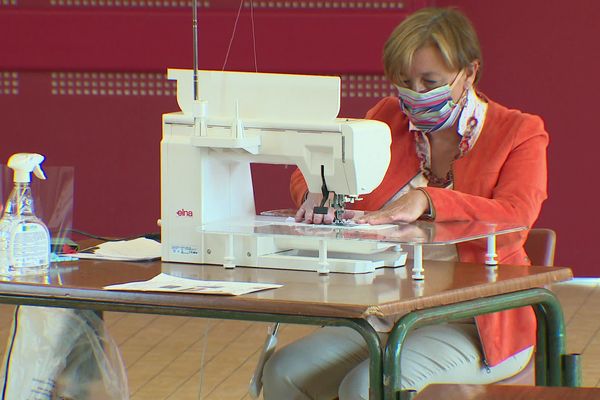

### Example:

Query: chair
xmin=524 ymin=228 xmax=557 ymax=266
xmin=496 ymin=228 xmax=557 ymax=386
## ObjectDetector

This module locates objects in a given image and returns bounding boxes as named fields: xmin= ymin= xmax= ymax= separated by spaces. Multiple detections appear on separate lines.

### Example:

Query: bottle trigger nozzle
xmin=33 ymin=165 xmax=46 ymax=180
xmin=7 ymin=153 xmax=46 ymax=183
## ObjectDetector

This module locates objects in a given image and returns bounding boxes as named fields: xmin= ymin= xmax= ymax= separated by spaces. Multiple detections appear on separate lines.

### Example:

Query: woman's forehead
xmin=405 ymin=45 xmax=455 ymax=76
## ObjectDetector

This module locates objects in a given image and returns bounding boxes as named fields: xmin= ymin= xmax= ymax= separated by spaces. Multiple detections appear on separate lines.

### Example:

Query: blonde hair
xmin=383 ymin=7 xmax=482 ymax=85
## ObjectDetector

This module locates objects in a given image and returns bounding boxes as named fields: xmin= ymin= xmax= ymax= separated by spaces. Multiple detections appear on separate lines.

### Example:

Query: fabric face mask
xmin=396 ymin=71 xmax=465 ymax=133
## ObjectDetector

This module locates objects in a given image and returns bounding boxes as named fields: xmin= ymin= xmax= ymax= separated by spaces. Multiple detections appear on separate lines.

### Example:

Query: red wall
xmin=0 ymin=2 xmax=424 ymax=241
xmin=437 ymin=0 xmax=600 ymax=274
xmin=1 ymin=0 xmax=597 ymax=275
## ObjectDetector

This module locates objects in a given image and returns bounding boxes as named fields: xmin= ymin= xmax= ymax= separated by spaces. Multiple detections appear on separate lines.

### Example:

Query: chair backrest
xmin=524 ymin=228 xmax=557 ymax=266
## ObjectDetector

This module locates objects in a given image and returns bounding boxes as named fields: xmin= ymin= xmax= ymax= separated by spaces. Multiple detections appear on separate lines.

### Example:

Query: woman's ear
xmin=465 ymin=60 xmax=480 ymax=88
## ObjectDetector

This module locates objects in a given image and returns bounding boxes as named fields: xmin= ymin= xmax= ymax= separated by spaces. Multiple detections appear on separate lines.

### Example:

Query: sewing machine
xmin=160 ymin=69 xmax=408 ymax=273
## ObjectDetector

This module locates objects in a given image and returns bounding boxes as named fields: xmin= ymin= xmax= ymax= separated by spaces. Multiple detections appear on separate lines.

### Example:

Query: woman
xmin=263 ymin=7 xmax=548 ymax=400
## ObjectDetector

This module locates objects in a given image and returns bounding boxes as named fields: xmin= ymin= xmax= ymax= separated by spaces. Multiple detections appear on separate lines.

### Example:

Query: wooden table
xmin=0 ymin=259 xmax=573 ymax=400
xmin=414 ymin=384 xmax=600 ymax=400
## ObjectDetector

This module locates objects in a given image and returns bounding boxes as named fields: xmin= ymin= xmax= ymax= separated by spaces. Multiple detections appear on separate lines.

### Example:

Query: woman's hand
xmin=356 ymin=190 xmax=430 ymax=225
xmin=295 ymin=192 xmax=356 ymax=224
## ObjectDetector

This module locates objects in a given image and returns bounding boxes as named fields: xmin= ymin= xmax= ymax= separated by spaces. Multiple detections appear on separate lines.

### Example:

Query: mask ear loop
xmin=450 ymin=69 xmax=474 ymax=133
xmin=448 ymin=69 xmax=469 ymax=108
xmin=454 ymin=62 xmax=480 ymax=103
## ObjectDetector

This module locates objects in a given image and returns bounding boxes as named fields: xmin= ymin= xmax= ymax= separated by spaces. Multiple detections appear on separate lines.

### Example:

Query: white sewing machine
xmin=160 ymin=69 xmax=408 ymax=273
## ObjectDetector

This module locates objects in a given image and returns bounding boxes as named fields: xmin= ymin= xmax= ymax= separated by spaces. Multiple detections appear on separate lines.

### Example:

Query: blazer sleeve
xmin=290 ymin=168 xmax=308 ymax=208
xmin=422 ymin=114 xmax=549 ymax=226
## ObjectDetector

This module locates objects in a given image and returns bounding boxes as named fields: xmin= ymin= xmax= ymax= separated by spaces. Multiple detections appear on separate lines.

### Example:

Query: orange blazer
xmin=290 ymin=95 xmax=549 ymax=366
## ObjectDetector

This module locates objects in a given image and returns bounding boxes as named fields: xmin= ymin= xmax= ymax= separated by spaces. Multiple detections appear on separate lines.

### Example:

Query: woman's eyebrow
xmin=421 ymin=71 xmax=443 ymax=78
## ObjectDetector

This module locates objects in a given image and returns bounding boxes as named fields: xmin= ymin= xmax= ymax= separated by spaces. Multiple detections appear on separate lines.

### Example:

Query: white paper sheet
xmin=103 ymin=273 xmax=282 ymax=296
xmin=73 ymin=237 xmax=161 ymax=261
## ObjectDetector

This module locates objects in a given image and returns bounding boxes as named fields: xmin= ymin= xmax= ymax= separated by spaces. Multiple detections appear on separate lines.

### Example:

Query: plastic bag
xmin=0 ymin=306 xmax=129 ymax=400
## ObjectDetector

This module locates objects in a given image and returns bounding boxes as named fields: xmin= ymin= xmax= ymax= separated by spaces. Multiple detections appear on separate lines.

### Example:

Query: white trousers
xmin=262 ymin=323 xmax=532 ymax=400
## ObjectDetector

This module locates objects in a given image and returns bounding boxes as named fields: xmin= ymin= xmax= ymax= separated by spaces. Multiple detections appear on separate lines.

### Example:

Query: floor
xmin=0 ymin=278 xmax=599 ymax=399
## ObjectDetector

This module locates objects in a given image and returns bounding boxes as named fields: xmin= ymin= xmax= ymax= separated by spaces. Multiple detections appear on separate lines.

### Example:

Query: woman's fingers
xmin=312 ymin=211 xmax=323 ymax=224
xmin=323 ymin=210 xmax=334 ymax=224
xmin=343 ymin=210 xmax=357 ymax=220
xmin=294 ymin=192 xmax=339 ymax=225
xmin=357 ymin=207 xmax=414 ymax=225
xmin=356 ymin=190 xmax=428 ymax=225
xmin=294 ymin=207 xmax=306 ymax=222
xmin=357 ymin=211 xmax=395 ymax=225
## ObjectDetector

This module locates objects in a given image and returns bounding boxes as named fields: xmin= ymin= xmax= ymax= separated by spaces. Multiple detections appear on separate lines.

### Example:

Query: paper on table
xmin=73 ymin=237 xmax=161 ymax=261
xmin=103 ymin=273 xmax=282 ymax=296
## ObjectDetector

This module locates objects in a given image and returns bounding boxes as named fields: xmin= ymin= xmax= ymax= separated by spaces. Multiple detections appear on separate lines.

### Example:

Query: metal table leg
xmin=0 ymin=288 xmax=576 ymax=399
xmin=533 ymin=305 xmax=549 ymax=386
xmin=383 ymin=288 xmax=568 ymax=400
xmin=532 ymin=296 xmax=567 ymax=386
xmin=0 ymin=294 xmax=385 ymax=400
xmin=563 ymin=353 xmax=581 ymax=387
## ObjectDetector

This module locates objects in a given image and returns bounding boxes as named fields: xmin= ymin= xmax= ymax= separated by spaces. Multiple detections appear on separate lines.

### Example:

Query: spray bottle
xmin=0 ymin=153 xmax=50 ymax=276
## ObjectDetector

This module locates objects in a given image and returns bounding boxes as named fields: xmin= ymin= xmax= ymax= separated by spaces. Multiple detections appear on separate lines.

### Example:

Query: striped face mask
xmin=396 ymin=70 xmax=465 ymax=133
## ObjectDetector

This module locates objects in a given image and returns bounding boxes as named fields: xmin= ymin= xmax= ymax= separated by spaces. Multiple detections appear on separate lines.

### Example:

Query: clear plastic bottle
xmin=0 ymin=153 xmax=50 ymax=276
xmin=0 ymin=197 xmax=14 ymax=275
